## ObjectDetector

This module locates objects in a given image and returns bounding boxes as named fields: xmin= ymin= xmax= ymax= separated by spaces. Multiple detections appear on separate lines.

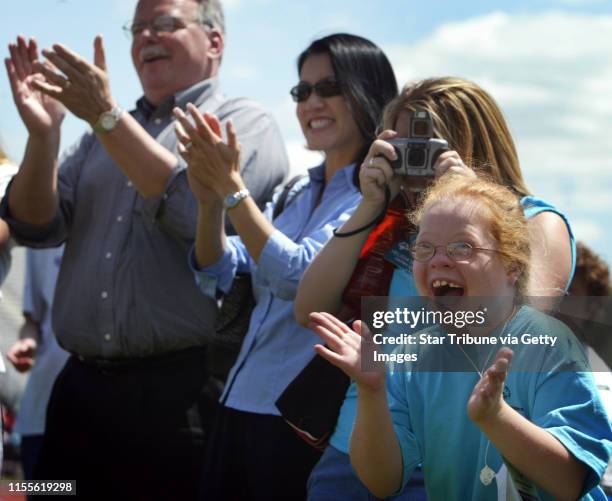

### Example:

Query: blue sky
xmin=1 ymin=0 xmax=611 ymax=262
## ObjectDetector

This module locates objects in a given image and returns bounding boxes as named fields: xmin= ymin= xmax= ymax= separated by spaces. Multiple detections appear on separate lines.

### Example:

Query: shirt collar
xmin=307 ymin=163 xmax=326 ymax=183
xmin=307 ymin=162 xmax=359 ymax=193
xmin=136 ymin=77 xmax=221 ymax=121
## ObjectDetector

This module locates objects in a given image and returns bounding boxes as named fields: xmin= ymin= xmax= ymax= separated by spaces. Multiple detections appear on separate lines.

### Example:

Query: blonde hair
xmin=382 ymin=77 xmax=530 ymax=197
xmin=412 ymin=174 xmax=531 ymax=298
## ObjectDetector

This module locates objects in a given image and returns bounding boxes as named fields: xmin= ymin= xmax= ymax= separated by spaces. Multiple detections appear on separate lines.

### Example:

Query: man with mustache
xmin=1 ymin=0 xmax=287 ymax=499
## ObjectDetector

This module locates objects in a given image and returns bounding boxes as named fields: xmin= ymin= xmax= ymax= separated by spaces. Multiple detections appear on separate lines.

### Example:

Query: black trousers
xmin=34 ymin=348 xmax=218 ymax=501
xmin=200 ymin=406 xmax=322 ymax=501
xmin=20 ymin=434 xmax=43 ymax=482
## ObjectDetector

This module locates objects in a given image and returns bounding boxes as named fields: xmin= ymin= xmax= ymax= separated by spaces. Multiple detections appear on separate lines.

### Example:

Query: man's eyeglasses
xmin=290 ymin=78 xmax=342 ymax=103
xmin=410 ymin=241 xmax=503 ymax=262
xmin=123 ymin=15 xmax=208 ymax=39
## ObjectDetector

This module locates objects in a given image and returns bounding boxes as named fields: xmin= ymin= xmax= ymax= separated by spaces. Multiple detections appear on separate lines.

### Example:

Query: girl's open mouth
xmin=431 ymin=279 xmax=465 ymax=297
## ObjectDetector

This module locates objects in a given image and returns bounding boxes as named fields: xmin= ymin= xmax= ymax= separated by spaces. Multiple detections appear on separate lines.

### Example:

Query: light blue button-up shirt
xmin=192 ymin=163 xmax=362 ymax=415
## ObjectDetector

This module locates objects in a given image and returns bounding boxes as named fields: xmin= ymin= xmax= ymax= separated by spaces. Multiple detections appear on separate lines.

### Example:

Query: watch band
xmin=93 ymin=106 xmax=124 ymax=134
xmin=223 ymin=189 xmax=251 ymax=210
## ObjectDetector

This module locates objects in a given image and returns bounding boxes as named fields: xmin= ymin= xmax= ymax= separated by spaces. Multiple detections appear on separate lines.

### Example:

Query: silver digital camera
xmin=388 ymin=110 xmax=448 ymax=177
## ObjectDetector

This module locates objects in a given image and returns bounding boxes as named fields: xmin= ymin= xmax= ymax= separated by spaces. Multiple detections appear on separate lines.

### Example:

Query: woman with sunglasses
xmin=295 ymin=77 xmax=576 ymax=500
xmin=173 ymin=33 xmax=397 ymax=500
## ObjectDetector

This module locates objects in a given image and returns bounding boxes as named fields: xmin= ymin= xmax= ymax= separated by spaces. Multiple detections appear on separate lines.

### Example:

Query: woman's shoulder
xmin=521 ymin=195 xmax=568 ymax=225
xmin=522 ymin=194 xmax=576 ymax=292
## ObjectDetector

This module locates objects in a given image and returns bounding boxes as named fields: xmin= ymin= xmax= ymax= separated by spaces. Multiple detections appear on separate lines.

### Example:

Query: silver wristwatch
xmin=93 ymin=106 xmax=124 ymax=133
xmin=223 ymin=189 xmax=250 ymax=210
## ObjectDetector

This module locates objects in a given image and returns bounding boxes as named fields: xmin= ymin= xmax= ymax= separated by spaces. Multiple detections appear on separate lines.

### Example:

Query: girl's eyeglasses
xmin=410 ymin=241 xmax=503 ymax=262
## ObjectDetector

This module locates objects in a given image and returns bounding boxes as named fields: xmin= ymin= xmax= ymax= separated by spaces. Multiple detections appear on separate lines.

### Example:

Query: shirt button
xmin=105 ymin=252 xmax=112 ymax=259
xmin=154 ymin=118 xmax=162 ymax=125
xmin=101 ymin=291 xmax=109 ymax=299
xmin=126 ymin=181 xmax=133 ymax=188
xmin=116 ymin=215 xmax=123 ymax=222
xmin=104 ymin=334 xmax=111 ymax=341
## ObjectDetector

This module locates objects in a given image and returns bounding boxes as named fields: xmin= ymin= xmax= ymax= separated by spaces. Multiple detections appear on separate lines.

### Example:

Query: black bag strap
xmin=272 ymin=173 xmax=308 ymax=220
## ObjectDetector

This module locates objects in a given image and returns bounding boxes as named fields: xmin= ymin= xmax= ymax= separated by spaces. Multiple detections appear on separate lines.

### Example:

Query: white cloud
xmin=569 ymin=218 xmax=604 ymax=243
xmin=286 ymin=140 xmax=323 ymax=177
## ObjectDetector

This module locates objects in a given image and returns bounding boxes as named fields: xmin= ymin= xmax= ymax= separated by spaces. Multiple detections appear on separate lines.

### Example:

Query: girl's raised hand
xmin=310 ymin=312 xmax=386 ymax=392
xmin=467 ymin=347 xmax=513 ymax=424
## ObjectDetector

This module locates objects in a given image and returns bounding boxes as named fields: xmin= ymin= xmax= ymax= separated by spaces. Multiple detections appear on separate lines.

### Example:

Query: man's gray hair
xmin=196 ymin=0 xmax=225 ymax=35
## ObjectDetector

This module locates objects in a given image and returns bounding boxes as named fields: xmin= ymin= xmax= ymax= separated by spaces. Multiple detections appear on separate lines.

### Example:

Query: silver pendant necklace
xmin=457 ymin=305 xmax=517 ymax=486
xmin=479 ymin=441 xmax=495 ymax=486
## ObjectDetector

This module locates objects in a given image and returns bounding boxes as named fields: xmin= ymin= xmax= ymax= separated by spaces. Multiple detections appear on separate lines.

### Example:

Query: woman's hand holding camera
xmin=360 ymin=130 xmax=403 ymax=206
xmin=433 ymin=150 xmax=475 ymax=179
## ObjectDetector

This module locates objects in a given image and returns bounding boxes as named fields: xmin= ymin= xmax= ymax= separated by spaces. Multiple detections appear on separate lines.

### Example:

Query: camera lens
xmin=408 ymin=148 xmax=426 ymax=167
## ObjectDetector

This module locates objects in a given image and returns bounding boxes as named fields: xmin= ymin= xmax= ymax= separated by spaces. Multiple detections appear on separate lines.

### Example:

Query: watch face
xmin=223 ymin=190 xmax=249 ymax=209
xmin=101 ymin=114 xmax=116 ymax=130
xmin=225 ymin=194 xmax=238 ymax=208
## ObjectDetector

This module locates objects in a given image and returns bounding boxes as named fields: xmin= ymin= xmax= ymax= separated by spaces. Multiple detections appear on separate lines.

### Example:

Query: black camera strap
xmin=332 ymin=187 xmax=390 ymax=238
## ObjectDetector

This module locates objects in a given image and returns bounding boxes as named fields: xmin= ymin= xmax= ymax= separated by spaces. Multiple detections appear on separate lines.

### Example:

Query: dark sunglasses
xmin=290 ymin=78 xmax=342 ymax=103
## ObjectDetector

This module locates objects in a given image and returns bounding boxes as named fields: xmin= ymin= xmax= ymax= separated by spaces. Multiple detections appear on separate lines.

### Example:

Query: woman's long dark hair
xmin=297 ymin=33 xmax=398 ymax=186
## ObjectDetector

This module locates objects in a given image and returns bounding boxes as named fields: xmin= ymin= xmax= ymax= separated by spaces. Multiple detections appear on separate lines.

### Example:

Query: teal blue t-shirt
xmin=387 ymin=306 xmax=612 ymax=500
